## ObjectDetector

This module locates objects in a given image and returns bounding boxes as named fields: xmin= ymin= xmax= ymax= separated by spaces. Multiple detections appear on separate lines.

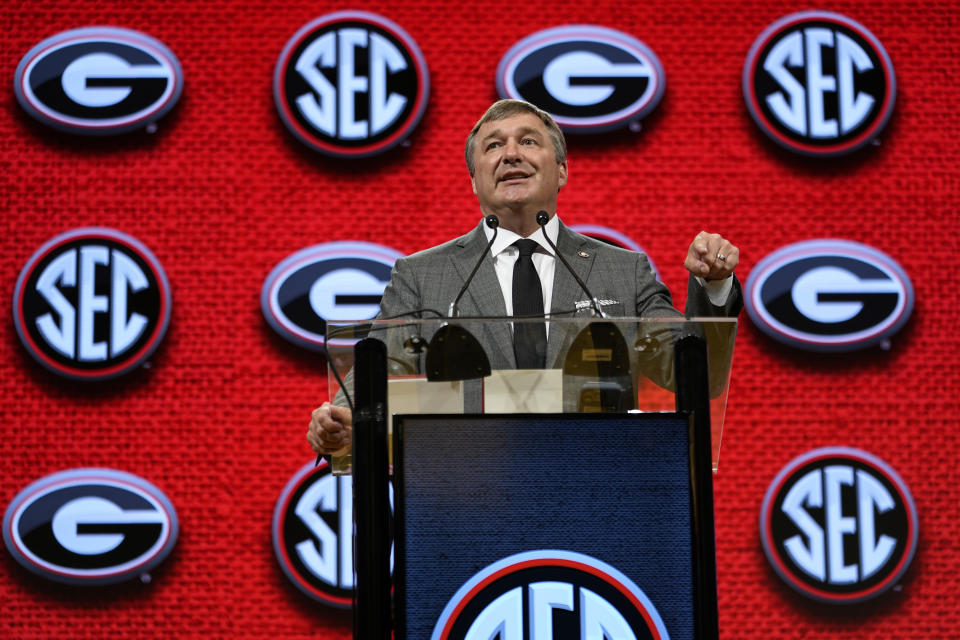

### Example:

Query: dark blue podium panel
xmin=394 ymin=412 xmax=699 ymax=640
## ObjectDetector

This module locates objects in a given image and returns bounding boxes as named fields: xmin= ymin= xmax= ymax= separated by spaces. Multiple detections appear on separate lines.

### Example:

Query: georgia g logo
xmin=432 ymin=550 xmax=669 ymax=640
xmin=274 ymin=11 xmax=430 ymax=158
xmin=261 ymin=241 xmax=402 ymax=351
xmin=14 ymin=228 xmax=172 ymax=380
xmin=3 ymin=468 xmax=178 ymax=585
xmin=745 ymin=239 xmax=913 ymax=352
xmin=760 ymin=447 xmax=918 ymax=604
xmin=14 ymin=27 xmax=183 ymax=135
xmin=497 ymin=25 xmax=665 ymax=133
xmin=743 ymin=11 xmax=896 ymax=156
xmin=272 ymin=459 xmax=393 ymax=608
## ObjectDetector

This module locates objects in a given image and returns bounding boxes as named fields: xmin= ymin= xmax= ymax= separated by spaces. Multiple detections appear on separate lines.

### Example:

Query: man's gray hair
xmin=464 ymin=99 xmax=567 ymax=175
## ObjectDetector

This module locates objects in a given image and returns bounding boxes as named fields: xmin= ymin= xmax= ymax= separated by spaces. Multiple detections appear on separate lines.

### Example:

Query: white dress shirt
xmin=483 ymin=215 xmax=559 ymax=317
xmin=480 ymin=216 xmax=733 ymax=315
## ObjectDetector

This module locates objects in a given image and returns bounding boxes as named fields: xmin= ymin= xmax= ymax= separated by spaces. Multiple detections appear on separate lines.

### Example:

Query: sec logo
xmin=261 ymin=241 xmax=402 ymax=351
xmin=13 ymin=227 xmax=172 ymax=380
xmin=760 ymin=447 xmax=918 ymax=604
xmin=272 ymin=459 xmax=393 ymax=607
xmin=3 ymin=468 xmax=178 ymax=585
xmin=743 ymin=11 xmax=896 ymax=156
xmin=431 ymin=550 xmax=669 ymax=640
xmin=745 ymin=239 xmax=913 ymax=352
xmin=497 ymin=25 xmax=665 ymax=133
xmin=274 ymin=11 xmax=430 ymax=158
xmin=14 ymin=26 xmax=183 ymax=135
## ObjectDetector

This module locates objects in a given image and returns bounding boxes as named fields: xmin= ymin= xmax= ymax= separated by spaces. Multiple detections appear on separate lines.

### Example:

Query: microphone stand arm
xmin=535 ymin=211 xmax=606 ymax=318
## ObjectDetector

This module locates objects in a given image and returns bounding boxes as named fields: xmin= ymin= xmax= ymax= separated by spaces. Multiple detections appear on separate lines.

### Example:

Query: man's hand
xmin=684 ymin=231 xmax=739 ymax=281
xmin=307 ymin=402 xmax=353 ymax=455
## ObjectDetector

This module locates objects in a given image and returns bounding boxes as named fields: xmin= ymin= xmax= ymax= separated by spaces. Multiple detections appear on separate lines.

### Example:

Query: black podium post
xmin=675 ymin=333 xmax=720 ymax=639
xmin=351 ymin=338 xmax=391 ymax=639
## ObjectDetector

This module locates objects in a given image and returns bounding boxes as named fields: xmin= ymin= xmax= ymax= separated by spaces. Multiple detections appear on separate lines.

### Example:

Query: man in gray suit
xmin=308 ymin=99 xmax=741 ymax=456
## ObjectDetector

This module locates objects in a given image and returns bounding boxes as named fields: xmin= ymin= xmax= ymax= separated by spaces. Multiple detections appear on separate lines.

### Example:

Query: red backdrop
xmin=2 ymin=1 xmax=958 ymax=637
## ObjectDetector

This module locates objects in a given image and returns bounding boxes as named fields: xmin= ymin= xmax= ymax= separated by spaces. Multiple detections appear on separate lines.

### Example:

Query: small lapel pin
xmin=577 ymin=250 xmax=590 ymax=258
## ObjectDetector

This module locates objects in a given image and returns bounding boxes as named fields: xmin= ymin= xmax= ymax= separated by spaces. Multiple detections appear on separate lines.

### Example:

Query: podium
xmin=325 ymin=317 xmax=737 ymax=639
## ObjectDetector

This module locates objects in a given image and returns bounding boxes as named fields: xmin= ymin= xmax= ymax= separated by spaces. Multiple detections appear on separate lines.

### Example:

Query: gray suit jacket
xmin=376 ymin=220 xmax=742 ymax=371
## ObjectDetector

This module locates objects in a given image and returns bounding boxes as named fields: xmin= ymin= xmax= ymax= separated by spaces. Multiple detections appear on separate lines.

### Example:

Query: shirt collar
xmin=482 ymin=214 xmax=560 ymax=257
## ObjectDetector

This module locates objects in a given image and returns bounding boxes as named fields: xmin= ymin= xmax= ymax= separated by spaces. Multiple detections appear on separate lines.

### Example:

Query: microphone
xmin=535 ymin=211 xmax=604 ymax=317
xmin=536 ymin=211 xmax=632 ymax=411
xmin=424 ymin=215 xmax=497 ymax=381
xmin=448 ymin=214 xmax=499 ymax=317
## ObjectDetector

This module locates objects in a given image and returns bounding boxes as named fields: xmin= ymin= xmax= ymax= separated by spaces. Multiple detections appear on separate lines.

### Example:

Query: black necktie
xmin=512 ymin=239 xmax=547 ymax=368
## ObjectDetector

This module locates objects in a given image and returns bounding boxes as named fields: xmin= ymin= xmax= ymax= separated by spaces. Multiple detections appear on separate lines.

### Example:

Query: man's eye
xmin=522 ymin=138 xmax=538 ymax=145
xmin=486 ymin=142 xmax=501 ymax=151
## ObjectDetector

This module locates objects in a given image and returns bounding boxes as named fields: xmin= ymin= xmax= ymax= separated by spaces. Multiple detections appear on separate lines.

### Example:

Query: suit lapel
xmin=547 ymin=224 xmax=596 ymax=366
xmin=450 ymin=226 xmax=515 ymax=368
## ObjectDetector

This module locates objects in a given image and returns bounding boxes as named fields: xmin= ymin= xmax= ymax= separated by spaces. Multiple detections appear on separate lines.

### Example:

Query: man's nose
xmin=502 ymin=139 xmax=521 ymax=162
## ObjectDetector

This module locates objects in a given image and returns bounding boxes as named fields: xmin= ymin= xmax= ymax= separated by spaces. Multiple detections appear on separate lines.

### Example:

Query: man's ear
xmin=558 ymin=162 xmax=568 ymax=191
xmin=470 ymin=175 xmax=478 ymax=195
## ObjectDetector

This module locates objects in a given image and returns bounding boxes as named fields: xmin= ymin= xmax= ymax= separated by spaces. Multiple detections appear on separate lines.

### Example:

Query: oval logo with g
xmin=745 ymin=239 xmax=913 ymax=351
xmin=497 ymin=25 xmax=665 ymax=133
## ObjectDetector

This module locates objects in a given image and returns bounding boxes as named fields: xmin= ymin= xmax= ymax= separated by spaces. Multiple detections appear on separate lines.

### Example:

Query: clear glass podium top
xmin=325 ymin=317 xmax=736 ymax=474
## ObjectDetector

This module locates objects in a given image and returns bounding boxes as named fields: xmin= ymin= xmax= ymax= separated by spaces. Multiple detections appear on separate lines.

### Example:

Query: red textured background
xmin=2 ymin=1 xmax=958 ymax=637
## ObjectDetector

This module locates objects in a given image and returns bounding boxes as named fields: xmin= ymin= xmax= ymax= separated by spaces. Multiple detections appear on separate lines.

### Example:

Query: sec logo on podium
xmin=431 ymin=550 xmax=670 ymax=639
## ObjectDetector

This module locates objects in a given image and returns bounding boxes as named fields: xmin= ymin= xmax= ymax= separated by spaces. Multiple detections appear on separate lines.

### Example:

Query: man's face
xmin=470 ymin=113 xmax=568 ymax=215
